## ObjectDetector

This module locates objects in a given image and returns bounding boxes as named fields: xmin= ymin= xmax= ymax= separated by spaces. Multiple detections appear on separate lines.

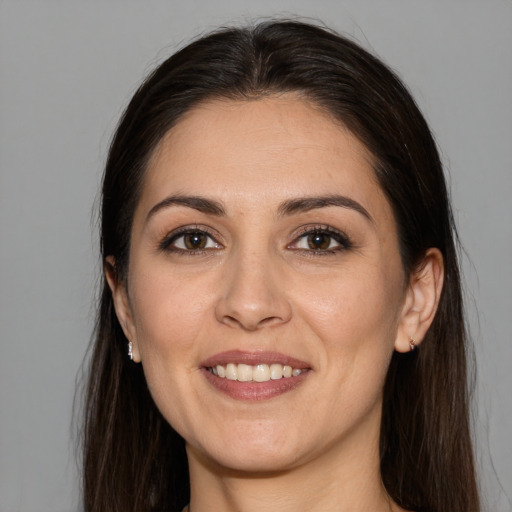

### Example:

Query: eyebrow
xmin=145 ymin=193 xmax=372 ymax=223
xmin=146 ymin=194 xmax=226 ymax=223
xmin=277 ymin=195 xmax=373 ymax=222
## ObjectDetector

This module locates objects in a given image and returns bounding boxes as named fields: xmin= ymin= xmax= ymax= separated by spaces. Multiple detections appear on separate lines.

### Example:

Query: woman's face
xmin=113 ymin=95 xmax=414 ymax=473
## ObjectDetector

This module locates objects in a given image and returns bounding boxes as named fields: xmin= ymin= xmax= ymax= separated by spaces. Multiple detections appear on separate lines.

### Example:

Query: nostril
xmin=258 ymin=316 xmax=283 ymax=327
xmin=220 ymin=314 xmax=287 ymax=331
xmin=221 ymin=315 xmax=242 ymax=328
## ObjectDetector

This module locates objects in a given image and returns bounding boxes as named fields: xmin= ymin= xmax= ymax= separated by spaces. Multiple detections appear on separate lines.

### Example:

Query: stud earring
xmin=409 ymin=337 xmax=417 ymax=351
xmin=128 ymin=341 xmax=133 ymax=360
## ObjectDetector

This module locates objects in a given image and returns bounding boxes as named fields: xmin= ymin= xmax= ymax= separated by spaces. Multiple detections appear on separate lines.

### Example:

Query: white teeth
xmin=208 ymin=363 xmax=305 ymax=382
xmin=270 ymin=363 xmax=283 ymax=380
xmin=253 ymin=364 xmax=270 ymax=382
xmin=225 ymin=363 xmax=237 ymax=380
xmin=237 ymin=364 xmax=252 ymax=382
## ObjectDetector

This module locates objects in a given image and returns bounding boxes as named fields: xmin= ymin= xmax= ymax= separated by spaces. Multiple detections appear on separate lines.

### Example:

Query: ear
xmin=395 ymin=248 xmax=444 ymax=353
xmin=105 ymin=256 xmax=141 ymax=363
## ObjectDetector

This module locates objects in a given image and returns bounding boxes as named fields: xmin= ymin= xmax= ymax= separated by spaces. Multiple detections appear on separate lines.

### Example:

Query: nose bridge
xmin=215 ymin=241 xmax=291 ymax=330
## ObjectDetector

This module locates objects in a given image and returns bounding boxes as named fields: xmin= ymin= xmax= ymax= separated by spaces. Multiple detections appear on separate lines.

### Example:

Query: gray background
xmin=1 ymin=1 xmax=511 ymax=511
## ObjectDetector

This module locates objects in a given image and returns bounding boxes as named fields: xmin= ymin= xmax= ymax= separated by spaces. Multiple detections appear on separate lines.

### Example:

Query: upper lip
xmin=200 ymin=350 xmax=311 ymax=369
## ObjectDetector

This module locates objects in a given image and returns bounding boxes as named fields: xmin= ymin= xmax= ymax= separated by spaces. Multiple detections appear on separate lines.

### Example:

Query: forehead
xmin=138 ymin=95 xmax=390 ymax=221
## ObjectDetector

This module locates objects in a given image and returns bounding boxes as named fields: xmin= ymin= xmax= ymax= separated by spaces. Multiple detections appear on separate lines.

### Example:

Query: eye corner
xmin=157 ymin=225 xmax=223 ymax=254
xmin=288 ymin=224 xmax=353 ymax=255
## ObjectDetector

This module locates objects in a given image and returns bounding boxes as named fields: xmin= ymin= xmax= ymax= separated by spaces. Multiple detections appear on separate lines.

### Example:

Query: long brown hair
xmin=83 ymin=21 xmax=479 ymax=512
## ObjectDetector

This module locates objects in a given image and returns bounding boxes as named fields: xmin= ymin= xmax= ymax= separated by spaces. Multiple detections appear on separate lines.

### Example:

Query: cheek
xmin=296 ymin=263 xmax=403 ymax=404
xmin=127 ymin=267 xmax=217 ymax=431
xmin=297 ymin=264 xmax=403 ymax=346
xmin=128 ymin=265 xmax=215 ymax=361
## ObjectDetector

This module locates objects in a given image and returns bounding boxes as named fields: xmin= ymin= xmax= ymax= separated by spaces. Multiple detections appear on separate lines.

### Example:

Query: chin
xmin=200 ymin=447 xmax=302 ymax=475
xmin=189 ymin=422 xmax=307 ymax=474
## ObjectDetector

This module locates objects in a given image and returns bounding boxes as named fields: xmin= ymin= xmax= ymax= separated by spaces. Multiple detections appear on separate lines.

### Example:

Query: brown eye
xmin=307 ymin=233 xmax=331 ymax=250
xmin=162 ymin=229 xmax=221 ymax=252
xmin=291 ymin=226 xmax=352 ymax=253
xmin=184 ymin=232 xmax=208 ymax=249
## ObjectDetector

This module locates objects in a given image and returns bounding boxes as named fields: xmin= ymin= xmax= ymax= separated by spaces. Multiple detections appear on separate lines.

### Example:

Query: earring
xmin=128 ymin=341 xmax=133 ymax=360
xmin=409 ymin=337 xmax=417 ymax=351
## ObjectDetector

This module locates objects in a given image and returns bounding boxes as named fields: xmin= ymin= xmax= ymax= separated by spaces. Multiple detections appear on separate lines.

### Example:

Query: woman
xmin=83 ymin=20 xmax=479 ymax=512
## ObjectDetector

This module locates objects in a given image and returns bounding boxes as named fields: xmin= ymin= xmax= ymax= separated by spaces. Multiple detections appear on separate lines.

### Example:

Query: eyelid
xmin=158 ymin=225 xmax=223 ymax=253
xmin=157 ymin=223 xmax=351 ymax=254
xmin=288 ymin=224 xmax=352 ymax=252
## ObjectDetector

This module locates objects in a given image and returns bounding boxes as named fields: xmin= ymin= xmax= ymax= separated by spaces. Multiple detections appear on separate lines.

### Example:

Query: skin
xmin=108 ymin=95 xmax=444 ymax=512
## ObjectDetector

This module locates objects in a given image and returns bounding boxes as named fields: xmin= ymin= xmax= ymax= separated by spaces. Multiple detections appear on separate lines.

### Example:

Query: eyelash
xmin=158 ymin=224 xmax=352 ymax=256
xmin=290 ymin=225 xmax=352 ymax=255
xmin=158 ymin=226 xmax=221 ymax=255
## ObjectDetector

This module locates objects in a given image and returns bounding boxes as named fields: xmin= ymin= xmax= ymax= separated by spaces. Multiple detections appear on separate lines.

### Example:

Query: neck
xmin=186 ymin=414 xmax=401 ymax=512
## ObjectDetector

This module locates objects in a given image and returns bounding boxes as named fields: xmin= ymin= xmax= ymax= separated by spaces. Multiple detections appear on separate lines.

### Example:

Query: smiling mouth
xmin=206 ymin=363 xmax=307 ymax=382
xmin=200 ymin=351 xmax=311 ymax=401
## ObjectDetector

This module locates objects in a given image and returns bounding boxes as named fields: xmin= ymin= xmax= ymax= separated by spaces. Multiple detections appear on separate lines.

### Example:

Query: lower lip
xmin=201 ymin=368 xmax=310 ymax=401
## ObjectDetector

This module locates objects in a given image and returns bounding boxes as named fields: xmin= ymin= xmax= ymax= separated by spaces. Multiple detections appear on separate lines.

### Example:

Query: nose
xmin=214 ymin=250 xmax=292 ymax=331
